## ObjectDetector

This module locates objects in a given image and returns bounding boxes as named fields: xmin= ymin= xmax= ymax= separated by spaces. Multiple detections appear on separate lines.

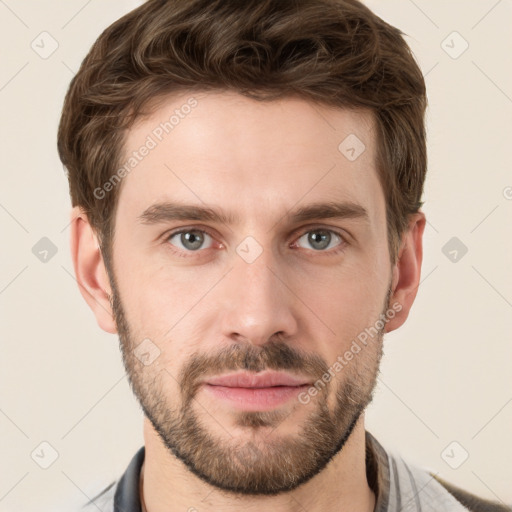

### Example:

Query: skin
xmin=70 ymin=91 xmax=425 ymax=512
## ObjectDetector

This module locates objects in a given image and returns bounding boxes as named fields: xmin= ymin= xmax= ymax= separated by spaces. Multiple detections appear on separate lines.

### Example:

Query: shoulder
xmin=80 ymin=480 xmax=117 ymax=511
xmin=382 ymin=444 xmax=511 ymax=512
xmin=79 ymin=446 xmax=145 ymax=511
xmin=431 ymin=473 xmax=512 ymax=512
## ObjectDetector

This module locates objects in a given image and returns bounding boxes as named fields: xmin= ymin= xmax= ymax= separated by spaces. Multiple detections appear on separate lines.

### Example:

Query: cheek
xmin=294 ymin=264 xmax=388 ymax=352
xmin=116 ymin=262 xmax=217 ymax=375
xmin=115 ymin=248 xmax=205 ymax=332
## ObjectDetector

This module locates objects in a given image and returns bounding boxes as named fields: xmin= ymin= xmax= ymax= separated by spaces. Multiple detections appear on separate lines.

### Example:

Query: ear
xmin=69 ymin=206 xmax=117 ymax=334
xmin=384 ymin=211 xmax=426 ymax=333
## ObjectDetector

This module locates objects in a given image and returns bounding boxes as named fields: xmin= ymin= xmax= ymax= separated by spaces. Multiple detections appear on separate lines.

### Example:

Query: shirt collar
xmin=114 ymin=445 xmax=144 ymax=512
xmin=365 ymin=430 xmax=391 ymax=512
xmin=114 ymin=430 xmax=390 ymax=512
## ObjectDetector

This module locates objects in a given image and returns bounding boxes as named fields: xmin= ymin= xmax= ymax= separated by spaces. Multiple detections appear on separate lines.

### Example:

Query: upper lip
xmin=203 ymin=370 xmax=311 ymax=388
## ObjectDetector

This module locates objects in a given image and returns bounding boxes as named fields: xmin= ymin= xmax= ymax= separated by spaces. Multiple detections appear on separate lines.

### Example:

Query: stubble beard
xmin=108 ymin=268 xmax=389 ymax=495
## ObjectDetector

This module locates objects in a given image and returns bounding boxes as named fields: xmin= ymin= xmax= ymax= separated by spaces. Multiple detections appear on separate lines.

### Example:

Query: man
xmin=57 ymin=0 xmax=510 ymax=511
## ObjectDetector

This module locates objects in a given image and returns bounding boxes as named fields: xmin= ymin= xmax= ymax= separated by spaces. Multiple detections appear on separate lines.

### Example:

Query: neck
xmin=140 ymin=415 xmax=375 ymax=512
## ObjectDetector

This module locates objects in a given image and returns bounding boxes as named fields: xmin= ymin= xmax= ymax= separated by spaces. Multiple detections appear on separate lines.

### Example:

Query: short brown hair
xmin=57 ymin=0 xmax=427 ymax=269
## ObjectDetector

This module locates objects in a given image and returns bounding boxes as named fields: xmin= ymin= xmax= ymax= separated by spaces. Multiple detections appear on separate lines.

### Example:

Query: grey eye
xmin=168 ymin=230 xmax=213 ymax=251
xmin=296 ymin=230 xmax=342 ymax=251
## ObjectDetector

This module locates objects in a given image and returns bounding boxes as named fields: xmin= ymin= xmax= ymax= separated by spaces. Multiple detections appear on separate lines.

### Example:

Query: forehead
xmin=115 ymin=90 xmax=384 ymax=229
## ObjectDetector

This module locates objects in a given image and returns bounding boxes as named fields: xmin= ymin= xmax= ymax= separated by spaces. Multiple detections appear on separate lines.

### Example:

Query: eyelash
xmin=162 ymin=225 xmax=348 ymax=258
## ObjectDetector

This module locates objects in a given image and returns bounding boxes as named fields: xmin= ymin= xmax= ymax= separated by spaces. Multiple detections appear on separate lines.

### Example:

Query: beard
xmin=107 ymin=266 xmax=390 ymax=496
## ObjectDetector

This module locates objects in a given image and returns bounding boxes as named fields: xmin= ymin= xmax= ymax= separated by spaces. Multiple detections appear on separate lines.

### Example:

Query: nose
xmin=218 ymin=242 xmax=299 ymax=347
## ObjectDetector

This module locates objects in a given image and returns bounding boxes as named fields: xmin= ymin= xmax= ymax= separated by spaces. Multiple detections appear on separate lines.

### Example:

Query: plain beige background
xmin=0 ymin=0 xmax=511 ymax=510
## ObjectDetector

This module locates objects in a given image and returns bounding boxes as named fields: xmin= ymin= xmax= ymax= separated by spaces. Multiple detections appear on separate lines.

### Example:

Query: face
xmin=105 ymin=91 xmax=396 ymax=495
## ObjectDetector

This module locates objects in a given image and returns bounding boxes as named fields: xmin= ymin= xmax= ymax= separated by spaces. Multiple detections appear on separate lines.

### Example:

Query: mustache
xmin=180 ymin=340 xmax=329 ymax=404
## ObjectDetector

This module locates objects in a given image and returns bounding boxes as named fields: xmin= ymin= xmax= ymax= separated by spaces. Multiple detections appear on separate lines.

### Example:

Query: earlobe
xmin=69 ymin=206 xmax=118 ymax=334
xmin=385 ymin=212 xmax=426 ymax=333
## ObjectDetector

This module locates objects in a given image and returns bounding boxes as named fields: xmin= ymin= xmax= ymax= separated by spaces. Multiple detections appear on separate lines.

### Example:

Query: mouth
xmin=201 ymin=371 xmax=312 ymax=411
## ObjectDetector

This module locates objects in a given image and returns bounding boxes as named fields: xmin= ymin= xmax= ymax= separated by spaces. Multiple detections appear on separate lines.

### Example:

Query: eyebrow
xmin=137 ymin=200 xmax=370 ymax=227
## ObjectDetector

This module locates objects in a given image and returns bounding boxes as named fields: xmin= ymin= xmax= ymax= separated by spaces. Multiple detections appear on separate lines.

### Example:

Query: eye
xmin=294 ymin=228 xmax=345 ymax=253
xmin=166 ymin=229 xmax=214 ymax=252
xmin=163 ymin=226 xmax=346 ymax=257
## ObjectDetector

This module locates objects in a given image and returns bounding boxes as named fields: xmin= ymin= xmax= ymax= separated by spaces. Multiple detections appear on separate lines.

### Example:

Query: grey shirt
xmin=81 ymin=431 xmax=511 ymax=511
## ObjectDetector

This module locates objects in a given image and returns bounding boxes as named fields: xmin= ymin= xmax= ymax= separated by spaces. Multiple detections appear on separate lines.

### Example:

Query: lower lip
xmin=202 ymin=384 xmax=310 ymax=411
